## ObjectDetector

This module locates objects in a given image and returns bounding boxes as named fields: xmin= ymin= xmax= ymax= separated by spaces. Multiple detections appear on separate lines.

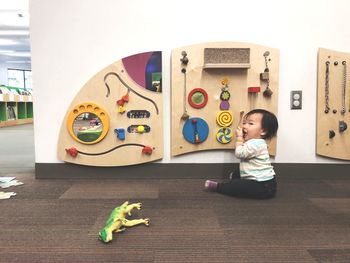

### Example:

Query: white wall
xmin=30 ymin=0 xmax=350 ymax=164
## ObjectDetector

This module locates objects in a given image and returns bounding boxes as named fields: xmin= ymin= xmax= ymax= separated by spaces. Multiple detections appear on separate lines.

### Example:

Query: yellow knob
xmin=118 ymin=105 xmax=126 ymax=113
xmin=137 ymin=125 xmax=145 ymax=133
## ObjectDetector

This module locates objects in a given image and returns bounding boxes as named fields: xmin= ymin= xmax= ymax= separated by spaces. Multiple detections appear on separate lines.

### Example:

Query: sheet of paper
xmin=0 ymin=177 xmax=15 ymax=183
xmin=0 ymin=192 xmax=16 ymax=200
xmin=0 ymin=180 xmax=24 ymax=188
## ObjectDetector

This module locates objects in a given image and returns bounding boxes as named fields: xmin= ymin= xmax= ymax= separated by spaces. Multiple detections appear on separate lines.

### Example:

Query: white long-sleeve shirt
xmin=235 ymin=138 xmax=275 ymax=182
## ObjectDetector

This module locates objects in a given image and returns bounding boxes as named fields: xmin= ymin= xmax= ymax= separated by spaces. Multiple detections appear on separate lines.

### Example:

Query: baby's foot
xmin=205 ymin=180 xmax=218 ymax=191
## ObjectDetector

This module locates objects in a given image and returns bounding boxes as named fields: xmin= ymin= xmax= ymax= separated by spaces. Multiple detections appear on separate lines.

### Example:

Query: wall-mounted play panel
xmin=171 ymin=42 xmax=279 ymax=156
xmin=317 ymin=48 xmax=350 ymax=160
xmin=57 ymin=51 xmax=163 ymax=167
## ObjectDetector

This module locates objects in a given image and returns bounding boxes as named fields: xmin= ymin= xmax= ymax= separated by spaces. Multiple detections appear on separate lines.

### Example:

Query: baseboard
xmin=35 ymin=163 xmax=350 ymax=179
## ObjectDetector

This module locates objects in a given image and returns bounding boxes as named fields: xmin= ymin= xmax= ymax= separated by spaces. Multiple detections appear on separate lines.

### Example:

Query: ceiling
xmin=0 ymin=0 xmax=30 ymax=66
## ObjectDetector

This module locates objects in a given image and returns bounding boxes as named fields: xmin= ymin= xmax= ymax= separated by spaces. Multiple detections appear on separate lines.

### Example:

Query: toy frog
xmin=98 ymin=201 xmax=150 ymax=243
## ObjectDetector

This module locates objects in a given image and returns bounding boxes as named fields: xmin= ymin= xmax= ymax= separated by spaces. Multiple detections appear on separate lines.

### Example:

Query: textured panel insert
xmin=204 ymin=48 xmax=250 ymax=64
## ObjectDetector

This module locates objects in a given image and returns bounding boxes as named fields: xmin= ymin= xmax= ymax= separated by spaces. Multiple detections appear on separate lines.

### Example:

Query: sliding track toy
xmin=104 ymin=72 xmax=159 ymax=115
xmin=65 ymin=144 xmax=154 ymax=157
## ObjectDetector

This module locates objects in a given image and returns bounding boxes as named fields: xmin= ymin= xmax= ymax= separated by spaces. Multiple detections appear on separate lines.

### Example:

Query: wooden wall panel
xmin=317 ymin=48 xmax=350 ymax=160
xmin=57 ymin=54 xmax=163 ymax=167
xmin=171 ymin=42 xmax=279 ymax=156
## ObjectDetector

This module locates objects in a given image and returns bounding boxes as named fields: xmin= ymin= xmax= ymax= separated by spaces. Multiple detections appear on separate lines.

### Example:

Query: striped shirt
xmin=235 ymin=139 xmax=275 ymax=182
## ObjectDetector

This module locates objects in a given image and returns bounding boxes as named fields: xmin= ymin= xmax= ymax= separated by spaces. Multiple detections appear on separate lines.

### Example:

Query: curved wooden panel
xmin=57 ymin=51 xmax=163 ymax=167
xmin=171 ymin=42 xmax=279 ymax=156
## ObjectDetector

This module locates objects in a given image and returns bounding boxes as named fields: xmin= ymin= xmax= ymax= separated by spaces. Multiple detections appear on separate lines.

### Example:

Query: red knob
xmin=65 ymin=147 xmax=78 ymax=157
xmin=142 ymin=146 xmax=153 ymax=155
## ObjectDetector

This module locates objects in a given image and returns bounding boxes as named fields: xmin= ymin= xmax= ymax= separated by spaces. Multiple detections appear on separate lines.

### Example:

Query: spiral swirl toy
xmin=216 ymin=110 xmax=233 ymax=127
xmin=216 ymin=127 xmax=233 ymax=144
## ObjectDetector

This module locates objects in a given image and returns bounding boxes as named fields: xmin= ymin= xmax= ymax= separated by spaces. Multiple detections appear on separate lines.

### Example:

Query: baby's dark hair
xmin=245 ymin=109 xmax=278 ymax=140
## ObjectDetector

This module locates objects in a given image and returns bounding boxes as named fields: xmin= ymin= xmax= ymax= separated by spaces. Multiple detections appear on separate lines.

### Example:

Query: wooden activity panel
xmin=58 ymin=51 xmax=163 ymax=166
xmin=171 ymin=42 xmax=279 ymax=156
xmin=317 ymin=48 xmax=350 ymax=160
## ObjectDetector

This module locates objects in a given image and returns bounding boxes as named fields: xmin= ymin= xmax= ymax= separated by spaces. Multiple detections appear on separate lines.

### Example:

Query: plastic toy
xmin=98 ymin=201 xmax=150 ymax=243
xmin=114 ymin=128 xmax=125 ymax=140
xmin=117 ymin=105 xmax=126 ymax=113
xmin=142 ymin=146 xmax=153 ymax=155
xmin=65 ymin=147 xmax=78 ymax=157
xmin=127 ymin=125 xmax=151 ymax=133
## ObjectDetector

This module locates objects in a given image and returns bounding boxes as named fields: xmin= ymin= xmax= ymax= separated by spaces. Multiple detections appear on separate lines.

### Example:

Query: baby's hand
xmin=236 ymin=127 xmax=243 ymax=137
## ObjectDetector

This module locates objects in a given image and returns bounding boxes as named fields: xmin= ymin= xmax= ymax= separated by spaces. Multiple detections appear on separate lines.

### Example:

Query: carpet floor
xmin=1 ymin=173 xmax=350 ymax=262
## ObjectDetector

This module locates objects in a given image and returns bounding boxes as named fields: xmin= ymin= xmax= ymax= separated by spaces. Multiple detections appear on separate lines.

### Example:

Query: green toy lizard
xmin=98 ymin=201 xmax=150 ymax=243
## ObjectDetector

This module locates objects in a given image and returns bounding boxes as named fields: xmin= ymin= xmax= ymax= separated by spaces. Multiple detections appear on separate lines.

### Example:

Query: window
xmin=24 ymin=70 xmax=32 ymax=90
xmin=7 ymin=69 xmax=32 ymax=90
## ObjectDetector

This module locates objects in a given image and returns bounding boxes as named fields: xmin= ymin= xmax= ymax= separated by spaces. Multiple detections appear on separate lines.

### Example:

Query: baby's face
xmin=242 ymin=113 xmax=266 ymax=141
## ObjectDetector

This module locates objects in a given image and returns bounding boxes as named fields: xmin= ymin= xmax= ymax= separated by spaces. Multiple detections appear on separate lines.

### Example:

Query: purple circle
xmin=220 ymin=101 xmax=230 ymax=110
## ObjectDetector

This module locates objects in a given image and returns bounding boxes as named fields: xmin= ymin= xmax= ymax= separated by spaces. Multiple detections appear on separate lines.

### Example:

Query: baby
xmin=205 ymin=109 xmax=279 ymax=199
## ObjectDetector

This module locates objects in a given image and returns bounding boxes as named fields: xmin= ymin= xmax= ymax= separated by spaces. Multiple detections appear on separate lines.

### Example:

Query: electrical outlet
xmin=291 ymin=90 xmax=302 ymax=110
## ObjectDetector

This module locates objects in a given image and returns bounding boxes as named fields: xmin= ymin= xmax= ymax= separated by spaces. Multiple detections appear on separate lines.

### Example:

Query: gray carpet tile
xmin=308 ymin=248 xmax=350 ymax=263
xmin=324 ymin=179 xmax=350 ymax=192
xmin=59 ymin=180 xmax=159 ymax=199
xmin=0 ymin=249 xmax=154 ymax=263
xmin=227 ymin=247 xmax=317 ymax=263
xmin=309 ymin=198 xmax=350 ymax=214
xmin=224 ymin=225 xmax=350 ymax=247
xmin=154 ymin=249 xmax=234 ymax=263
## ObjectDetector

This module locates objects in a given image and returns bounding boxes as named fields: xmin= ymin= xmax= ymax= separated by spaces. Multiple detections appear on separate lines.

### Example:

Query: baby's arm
xmin=235 ymin=127 xmax=244 ymax=147
xmin=234 ymin=130 xmax=259 ymax=159
xmin=235 ymin=141 xmax=257 ymax=159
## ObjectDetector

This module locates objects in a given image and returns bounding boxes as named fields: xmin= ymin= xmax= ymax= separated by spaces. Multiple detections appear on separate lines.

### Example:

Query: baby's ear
xmin=260 ymin=130 xmax=266 ymax=136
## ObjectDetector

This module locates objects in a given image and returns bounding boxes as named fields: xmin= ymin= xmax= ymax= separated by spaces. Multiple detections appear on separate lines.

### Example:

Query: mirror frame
xmin=67 ymin=102 xmax=110 ymax=144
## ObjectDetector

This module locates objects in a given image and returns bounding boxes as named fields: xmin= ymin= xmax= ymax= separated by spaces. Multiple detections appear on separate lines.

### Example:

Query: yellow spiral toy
xmin=216 ymin=110 xmax=233 ymax=127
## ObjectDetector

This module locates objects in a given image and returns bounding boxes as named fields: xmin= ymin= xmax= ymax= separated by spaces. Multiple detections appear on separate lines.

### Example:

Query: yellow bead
xmin=118 ymin=105 xmax=126 ymax=113
xmin=137 ymin=125 xmax=145 ymax=133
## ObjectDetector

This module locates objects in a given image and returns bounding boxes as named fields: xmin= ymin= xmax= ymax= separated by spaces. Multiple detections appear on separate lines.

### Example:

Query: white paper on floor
xmin=0 ymin=177 xmax=16 ymax=183
xmin=0 ymin=191 xmax=16 ymax=199
xmin=0 ymin=177 xmax=24 ymax=199
xmin=0 ymin=179 xmax=24 ymax=188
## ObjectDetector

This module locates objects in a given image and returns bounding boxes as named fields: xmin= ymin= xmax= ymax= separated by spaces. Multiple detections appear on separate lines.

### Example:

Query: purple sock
xmin=205 ymin=180 xmax=218 ymax=191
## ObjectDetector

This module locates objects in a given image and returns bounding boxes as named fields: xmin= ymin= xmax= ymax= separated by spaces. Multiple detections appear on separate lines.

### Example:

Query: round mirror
xmin=67 ymin=102 xmax=109 ymax=144
xmin=73 ymin=113 xmax=103 ymax=143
